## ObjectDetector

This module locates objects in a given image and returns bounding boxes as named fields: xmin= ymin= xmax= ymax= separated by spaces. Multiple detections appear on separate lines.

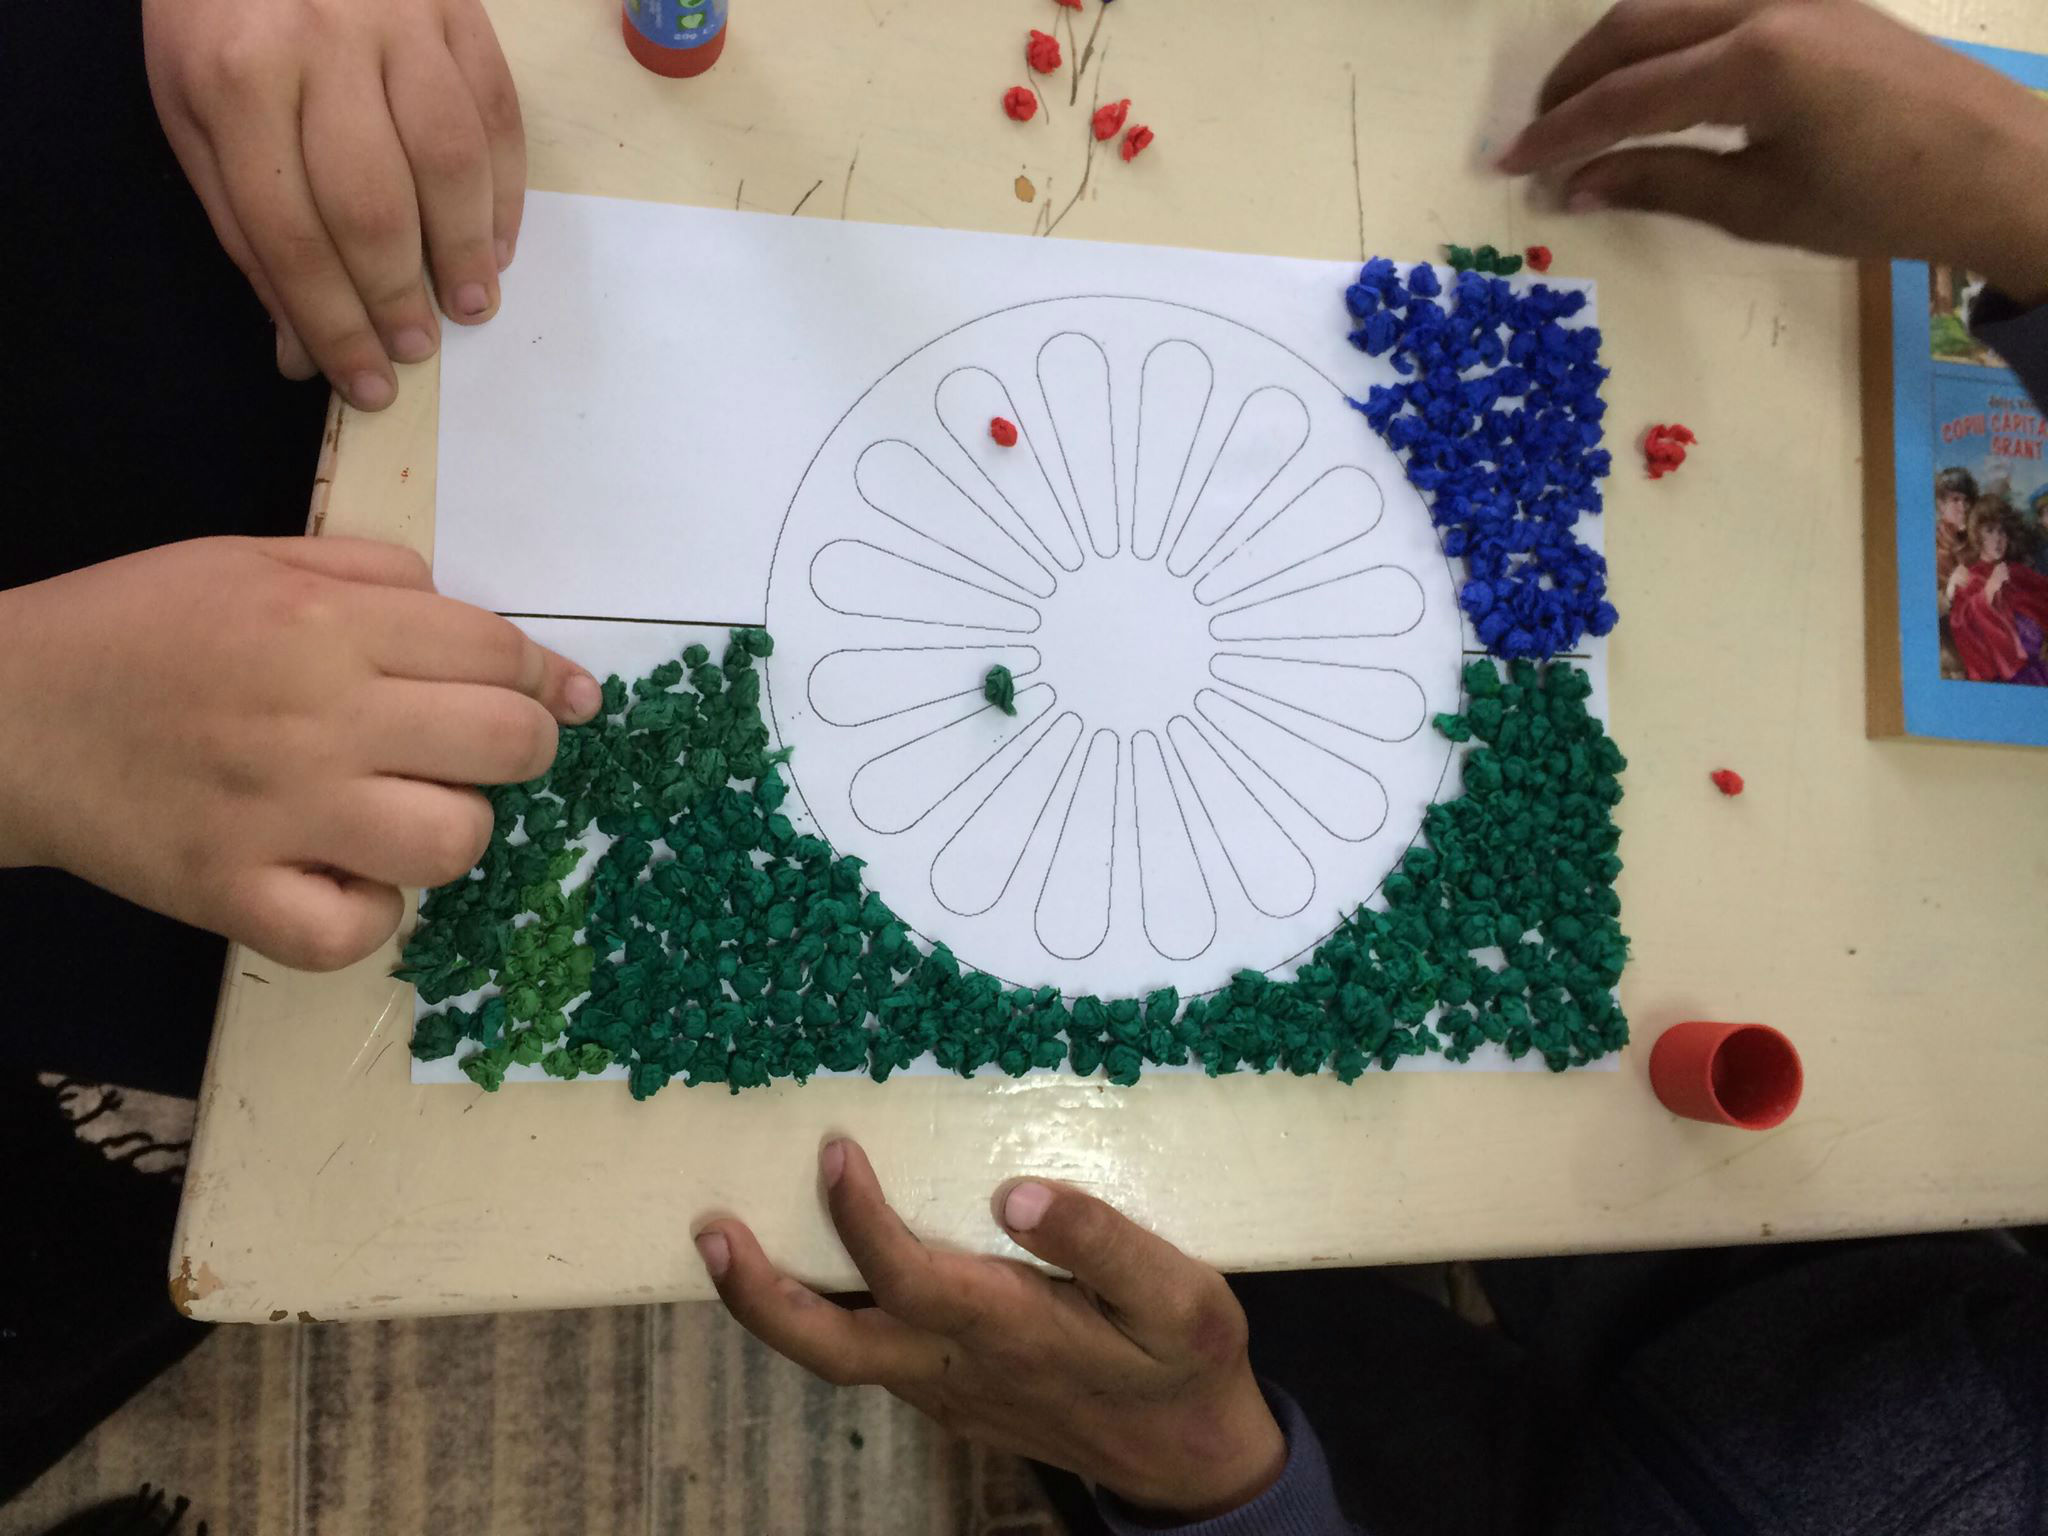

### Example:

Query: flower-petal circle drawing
xmin=765 ymin=297 xmax=1463 ymax=997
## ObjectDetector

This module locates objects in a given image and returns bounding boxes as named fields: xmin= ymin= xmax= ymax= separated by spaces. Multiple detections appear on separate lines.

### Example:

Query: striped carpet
xmin=2 ymin=1306 xmax=1064 ymax=1536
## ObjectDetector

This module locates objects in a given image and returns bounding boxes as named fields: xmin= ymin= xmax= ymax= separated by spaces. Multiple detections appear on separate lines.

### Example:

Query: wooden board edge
xmin=168 ymin=942 xmax=256 ymax=1318
xmin=306 ymin=388 xmax=344 ymax=537
xmin=1858 ymin=261 xmax=1907 ymax=738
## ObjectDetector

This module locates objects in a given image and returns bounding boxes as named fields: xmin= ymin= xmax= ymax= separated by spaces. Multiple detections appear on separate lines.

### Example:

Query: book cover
xmin=1864 ymin=39 xmax=2048 ymax=746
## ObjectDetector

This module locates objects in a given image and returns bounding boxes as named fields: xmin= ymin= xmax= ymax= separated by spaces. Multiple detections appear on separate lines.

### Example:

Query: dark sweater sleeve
xmin=1093 ymin=1387 xmax=1361 ymax=1536
xmin=1970 ymin=289 xmax=2048 ymax=412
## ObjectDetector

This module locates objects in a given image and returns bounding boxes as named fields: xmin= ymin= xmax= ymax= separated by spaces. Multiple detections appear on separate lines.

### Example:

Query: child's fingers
xmin=300 ymin=63 xmax=441 ymax=368
xmin=310 ymin=778 xmax=496 ymax=891
xmin=823 ymin=1140 xmax=996 ymax=1338
xmin=699 ymin=1219 xmax=949 ymax=1390
xmin=441 ymin=0 xmax=526 ymax=271
xmin=1499 ymin=36 xmax=1749 ymax=175
xmin=157 ymin=112 xmax=321 ymax=382
xmin=386 ymin=43 xmax=500 ymax=325
xmin=994 ymin=1180 xmax=1224 ymax=1364
xmin=230 ymin=865 xmax=405 ymax=974
xmin=1534 ymin=0 xmax=1774 ymax=115
xmin=259 ymin=535 xmax=436 ymax=591
xmin=359 ymin=678 xmax=561 ymax=786
xmin=210 ymin=108 xmax=397 ymax=411
xmin=1564 ymin=145 xmax=1783 ymax=243
xmin=275 ymin=318 xmax=319 ymax=382
xmin=354 ymin=587 xmax=602 ymax=722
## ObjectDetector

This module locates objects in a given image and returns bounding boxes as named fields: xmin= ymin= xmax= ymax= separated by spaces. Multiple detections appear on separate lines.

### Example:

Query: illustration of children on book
xmin=1945 ymin=494 xmax=2048 ymax=685
xmin=1935 ymin=468 xmax=1976 ymax=594
xmin=1934 ymin=467 xmax=1975 ymax=678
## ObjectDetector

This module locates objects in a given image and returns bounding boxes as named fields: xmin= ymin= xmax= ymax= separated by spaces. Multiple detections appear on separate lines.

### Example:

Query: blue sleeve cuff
xmin=1971 ymin=289 xmax=2048 ymax=413
xmin=1092 ymin=1385 xmax=1359 ymax=1535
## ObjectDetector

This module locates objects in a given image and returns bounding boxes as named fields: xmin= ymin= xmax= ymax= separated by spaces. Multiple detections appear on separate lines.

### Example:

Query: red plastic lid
xmin=1648 ymin=1021 xmax=1802 ymax=1130
xmin=622 ymin=9 xmax=728 ymax=77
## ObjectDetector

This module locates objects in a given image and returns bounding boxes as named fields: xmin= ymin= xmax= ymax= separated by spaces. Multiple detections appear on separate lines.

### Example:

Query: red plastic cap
xmin=1649 ymin=1021 xmax=1802 ymax=1130
xmin=622 ymin=9 xmax=728 ymax=77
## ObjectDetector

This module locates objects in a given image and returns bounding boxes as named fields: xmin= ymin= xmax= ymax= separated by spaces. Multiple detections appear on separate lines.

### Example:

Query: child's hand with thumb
xmin=0 ymin=537 xmax=597 ymax=972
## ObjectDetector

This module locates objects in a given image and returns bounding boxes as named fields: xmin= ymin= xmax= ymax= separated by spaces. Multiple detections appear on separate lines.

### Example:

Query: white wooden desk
xmin=173 ymin=0 xmax=2048 ymax=1322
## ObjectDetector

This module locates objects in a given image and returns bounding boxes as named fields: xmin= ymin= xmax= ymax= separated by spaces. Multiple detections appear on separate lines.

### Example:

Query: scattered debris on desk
xmin=1645 ymin=422 xmax=1697 ymax=479
xmin=984 ymin=664 xmax=1019 ymax=715
xmin=992 ymin=5 xmax=1147 ymax=213
xmin=1447 ymin=244 xmax=1525 ymax=277
xmin=1710 ymin=768 xmax=1745 ymax=797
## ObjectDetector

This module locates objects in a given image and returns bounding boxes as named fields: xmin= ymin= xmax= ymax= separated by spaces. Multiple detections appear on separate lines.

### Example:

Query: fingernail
xmin=820 ymin=1139 xmax=847 ymax=1188
xmin=1003 ymin=1181 xmax=1053 ymax=1232
xmin=564 ymin=672 xmax=602 ymax=721
xmin=392 ymin=327 xmax=435 ymax=365
xmin=1566 ymin=190 xmax=1607 ymax=215
xmin=348 ymin=371 xmax=395 ymax=411
xmin=496 ymin=238 xmax=514 ymax=271
xmin=695 ymin=1231 xmax=730 ymax=1280
xmin=454 ymin=282 xmax=491 ymax=318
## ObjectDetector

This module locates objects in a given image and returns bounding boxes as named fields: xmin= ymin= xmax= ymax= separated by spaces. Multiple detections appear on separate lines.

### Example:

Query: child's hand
xmin=0 ymin=538 xmax=597 ymax=972
xmin=698 ymin=1140 xmax=1289 ymax=1524
xmin=1498 ymin=0 xmax=2048 ymax=304
xmin=142 ymin=0 xmax=524 ymax=409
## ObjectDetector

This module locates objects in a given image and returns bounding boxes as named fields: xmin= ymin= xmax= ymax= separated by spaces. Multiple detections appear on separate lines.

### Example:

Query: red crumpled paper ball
xmin=1026 ymin=29 xmax=1062 ymax=73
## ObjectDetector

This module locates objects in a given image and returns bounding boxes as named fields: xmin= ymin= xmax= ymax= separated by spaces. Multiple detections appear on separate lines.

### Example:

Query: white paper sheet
xmin=419 ymin=191 xmax=1613 ymax=1081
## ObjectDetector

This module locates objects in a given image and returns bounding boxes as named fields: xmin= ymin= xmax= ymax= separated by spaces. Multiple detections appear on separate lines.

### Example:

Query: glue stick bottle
xmin=622 ymin=0 xmax=729 ymax=78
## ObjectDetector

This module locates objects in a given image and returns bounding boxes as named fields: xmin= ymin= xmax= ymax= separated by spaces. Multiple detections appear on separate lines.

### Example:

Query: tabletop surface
xmin=173 ymin=0 xmax=2048 ymax=1323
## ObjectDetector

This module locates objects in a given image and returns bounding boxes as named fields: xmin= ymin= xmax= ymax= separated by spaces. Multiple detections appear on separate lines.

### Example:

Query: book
xmin=1863 ymin=39 xmax=2048 ymax=746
